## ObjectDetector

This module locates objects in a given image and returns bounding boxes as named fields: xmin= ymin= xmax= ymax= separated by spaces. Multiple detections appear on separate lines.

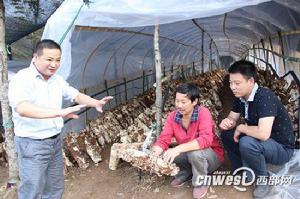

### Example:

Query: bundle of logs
xmin=109 ymin=142 xmax=179 ymax=176
xmin=0 ymin=67 xmax=298 ymax=176
xmin=63 ymin=93 xmax=157 ymax=170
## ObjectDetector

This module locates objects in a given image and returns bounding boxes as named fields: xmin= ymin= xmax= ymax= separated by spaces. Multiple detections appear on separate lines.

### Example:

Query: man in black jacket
xmin=219 ymin=60 xmax=294 ymax=198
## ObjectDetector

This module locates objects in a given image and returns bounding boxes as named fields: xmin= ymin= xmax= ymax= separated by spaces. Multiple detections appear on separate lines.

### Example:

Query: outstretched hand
xmin=95 ymin=96 xmax=113 ymax=112
xmin=60 ymin=104 xmax=86 ymax=119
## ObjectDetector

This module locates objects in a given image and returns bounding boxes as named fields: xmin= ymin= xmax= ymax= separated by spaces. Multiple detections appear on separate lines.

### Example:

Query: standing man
xmin=151 ymin=83 xmax=224 ymax=199
xmin=8 ymin=39 xmax=113 ymax=199
xmin=219 ymin=60 xmax=295 ymax=198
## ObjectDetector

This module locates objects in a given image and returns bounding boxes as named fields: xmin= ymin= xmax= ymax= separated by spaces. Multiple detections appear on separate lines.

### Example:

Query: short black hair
xmin=176 ymin=83 xmax=200 ymax=102
xmin=34 ymin=39 xmax=61 ymax=56
xmin=228 ymin=60 xmax=257 ymax=81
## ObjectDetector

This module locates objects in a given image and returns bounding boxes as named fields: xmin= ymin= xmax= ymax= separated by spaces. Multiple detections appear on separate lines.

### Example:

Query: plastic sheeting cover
xmin=42 ymin=0 xmax=300 ymax=91
xmin=42 ymin=0 xmax=270 ymax=86
xmin=265 ymin=149 xmax=300 ymax=199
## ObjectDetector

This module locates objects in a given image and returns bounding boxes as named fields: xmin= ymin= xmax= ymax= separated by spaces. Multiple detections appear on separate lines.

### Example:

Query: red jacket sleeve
xmin=153 ymin=113 xmax=174 ymax=151
xmin=196 ymin=107 xmax=215 ymax=149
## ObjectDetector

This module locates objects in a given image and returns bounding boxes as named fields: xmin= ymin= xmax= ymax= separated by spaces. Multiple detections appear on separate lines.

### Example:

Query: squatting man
xmin=151 ymin=83 xmax=224 ymax=199
xmin=220 ymin=60 xmax=295 ymax=198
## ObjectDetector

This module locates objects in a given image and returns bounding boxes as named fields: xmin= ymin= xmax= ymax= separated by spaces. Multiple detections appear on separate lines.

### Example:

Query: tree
xmin=0 ymin=1 xmax=18 ymax=188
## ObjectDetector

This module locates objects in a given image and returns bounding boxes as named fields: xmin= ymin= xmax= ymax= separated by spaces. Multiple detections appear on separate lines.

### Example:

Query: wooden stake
xmin=154 ymin=25 xmax=163 ymax=134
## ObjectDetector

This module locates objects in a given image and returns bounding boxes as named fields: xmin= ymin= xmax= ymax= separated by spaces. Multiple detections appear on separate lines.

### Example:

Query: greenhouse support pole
xmin=142 ymin=70 xmax=145 ymax=93
xmin=192 ymin=62 xmax=195 ymax=75
xmin=257 ymin=43 xmax=262 ymax=67
xmin=265 ymin=42 xmax=269 ymax=69
xmin=269 ymin=36 xmax=277 ymax=71
xmin=261 ymin=39 xmax=268 ymax=69
xmin=260 ymin=39 xmax=266 ymax=59
xmin=154 ymin=24 xmax=163 ymax=135
xmin=0 ymin=1 xmax=18 ymax=189
xmin=248 ymin=50 xmax=250 ymax=61
xmin=278 ymin=31 xmax=286 ymax=73
xmin=104 ymin=80 xmax=115 ymax=106
xmin=209 ymin=39 xmax=212 ymax=71
xmin=104 ymin=80 xmax=110 ymax=97
xmin=83 ymin=88 xmax=88 ymax=124
xmin=114 ymin=87 xmax=118 ymax=106
xmin=201 ymin=30 xmax=204 ymax=73
xmin=253 ymin=44 xmax=257 ymax=65
xmin=146 ymin=72 xmax=149 ymax=90
xmin=171 ymin=65 xmax=174 ymax=80
xmin=124 ymin=78 xmax=128 ymax=102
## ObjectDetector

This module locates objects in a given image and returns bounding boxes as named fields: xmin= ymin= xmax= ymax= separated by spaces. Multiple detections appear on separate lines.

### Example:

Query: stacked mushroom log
xmin=189 ymin=69 xmax=225 ymax=127
xmin=63 ymin=89 xmax=157 ymax=172
xmin=109 ymin=142 xmax=179 ymax=176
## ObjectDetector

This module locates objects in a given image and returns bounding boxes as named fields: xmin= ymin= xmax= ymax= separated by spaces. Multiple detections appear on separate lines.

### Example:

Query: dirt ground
xmin=0 ymin=147 xmax=254 ymax=199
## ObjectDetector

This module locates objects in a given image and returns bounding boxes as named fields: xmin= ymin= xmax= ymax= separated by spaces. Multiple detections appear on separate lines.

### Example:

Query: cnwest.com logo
xmin=195 ymin=167 xmax=293 ymax=191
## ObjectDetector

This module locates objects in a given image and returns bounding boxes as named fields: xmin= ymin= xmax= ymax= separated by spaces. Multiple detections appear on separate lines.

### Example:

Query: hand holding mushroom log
xmin=151 ymin=145 xmax=164 ymax=157
xmin=151 ymin=145 xmax=181 ymax=164
xmin=163 ymin=147 xmax=181 ymax=164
